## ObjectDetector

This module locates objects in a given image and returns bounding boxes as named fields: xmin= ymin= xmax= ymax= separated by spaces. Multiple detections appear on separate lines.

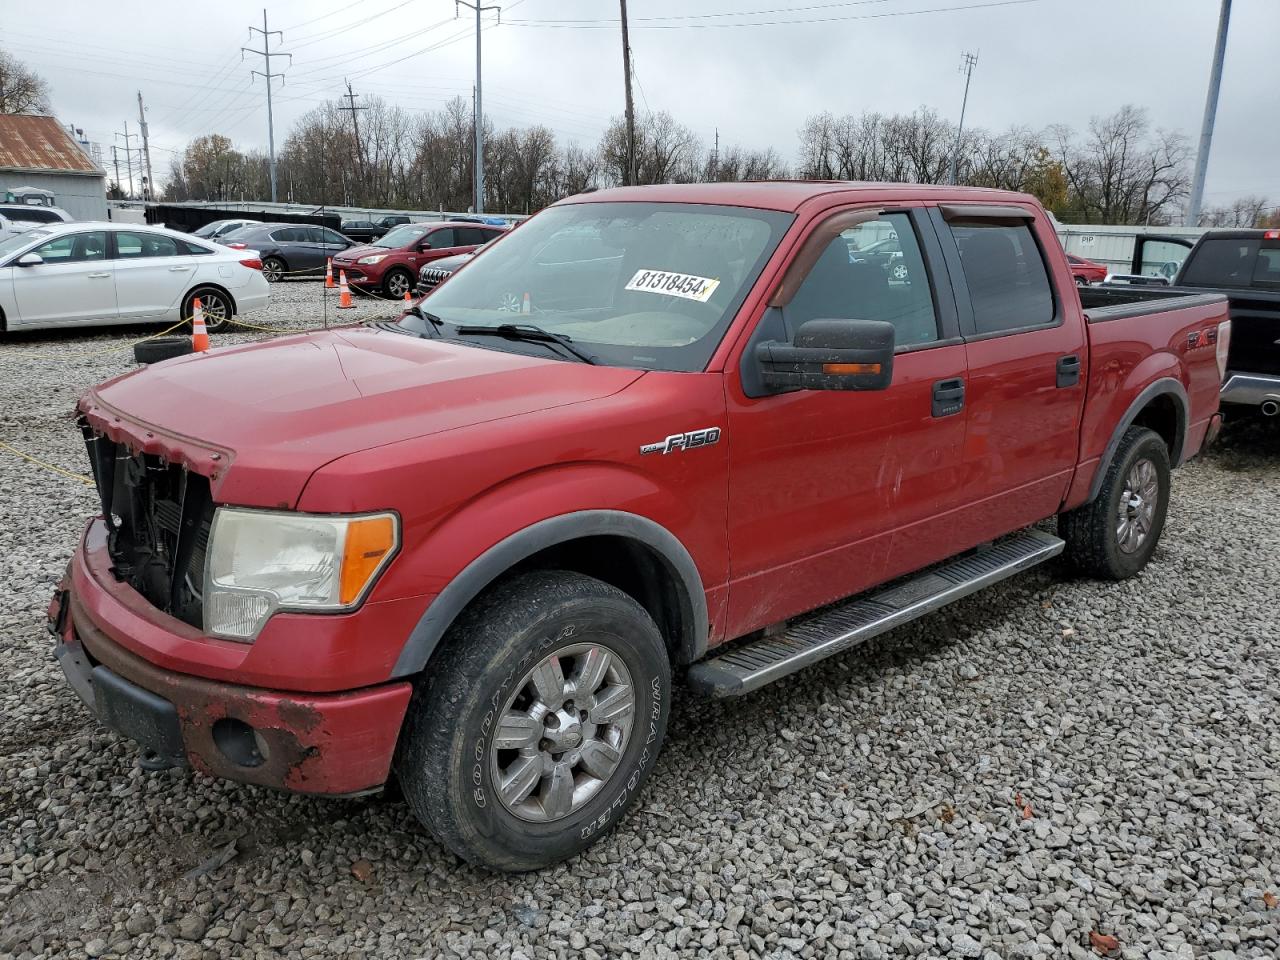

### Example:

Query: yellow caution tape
xmin=0 ymin=440 xmax=95 ymax=486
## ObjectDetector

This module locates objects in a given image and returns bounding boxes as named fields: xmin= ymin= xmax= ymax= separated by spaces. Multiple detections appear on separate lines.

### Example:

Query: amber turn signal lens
xmin=822 ymin=362 xmax=881 ymax=375
xmin=340 ymin=515 xmax=397 ymax=604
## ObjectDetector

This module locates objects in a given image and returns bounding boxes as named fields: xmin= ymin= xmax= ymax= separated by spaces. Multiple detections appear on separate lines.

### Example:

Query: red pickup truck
xmin=53 ymin=182 xmax=1228 ymax=872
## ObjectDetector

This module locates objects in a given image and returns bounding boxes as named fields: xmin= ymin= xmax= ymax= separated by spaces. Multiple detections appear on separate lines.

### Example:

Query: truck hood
xmin=80 ymin=327 xmax=643 ymax=508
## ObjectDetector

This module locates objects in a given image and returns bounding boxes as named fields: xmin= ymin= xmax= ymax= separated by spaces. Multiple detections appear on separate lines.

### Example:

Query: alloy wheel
xmin=1116 ymin=458 xmax=1159 ymax=554
xmin=489 ymin=643 xmax=635 ymax=823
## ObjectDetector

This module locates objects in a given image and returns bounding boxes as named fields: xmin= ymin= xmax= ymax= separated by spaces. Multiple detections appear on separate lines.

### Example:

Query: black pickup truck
xmin=1105 ymin=229 xmax=1280 ymax=417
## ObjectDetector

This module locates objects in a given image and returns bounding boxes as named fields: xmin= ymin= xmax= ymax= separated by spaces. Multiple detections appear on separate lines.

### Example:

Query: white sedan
xmin=0 ymin=222 xmax=270 ymax=333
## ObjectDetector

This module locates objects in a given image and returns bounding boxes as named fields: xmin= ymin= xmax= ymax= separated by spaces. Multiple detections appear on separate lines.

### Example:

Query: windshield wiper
xmin=454 ymin=323 xmax=597 ymax=364
xmin=380 ymin=304 xmax=445 ymax=338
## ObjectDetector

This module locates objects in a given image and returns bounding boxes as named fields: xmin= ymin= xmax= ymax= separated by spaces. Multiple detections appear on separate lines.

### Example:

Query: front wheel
xmin=396 ymin=571 xmax=671 ymax=872
xmin=383 ymin=269 xmax=413 ymax=299
xmin=1059 ymin=425 xmax=1170 ymax=579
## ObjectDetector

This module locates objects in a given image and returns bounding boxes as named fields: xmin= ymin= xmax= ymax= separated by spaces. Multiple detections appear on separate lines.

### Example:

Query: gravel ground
xmin=1 ymin=281 xmax=1278 ymax=960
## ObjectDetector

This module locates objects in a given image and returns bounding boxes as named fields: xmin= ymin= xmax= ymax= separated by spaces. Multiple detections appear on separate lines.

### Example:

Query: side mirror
xmin=756 ymin=318 xmax=894 ymax=392
xmin=16 ymin=252 xmax=44 ymax=267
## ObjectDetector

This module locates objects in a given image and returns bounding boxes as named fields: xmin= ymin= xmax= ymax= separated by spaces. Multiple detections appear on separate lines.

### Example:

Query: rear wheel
xmin=396 ymin=571 xmax=671 ymax=872
xmin=261 ymin=256 xmax=285 ymax=283
xmin=1059 ymin=426 xmax=1170 ymax=579
xmin=383 ymin=268 xmax=413 ymax=299
xmin=185 ymin=287 xmax=232 ymax=333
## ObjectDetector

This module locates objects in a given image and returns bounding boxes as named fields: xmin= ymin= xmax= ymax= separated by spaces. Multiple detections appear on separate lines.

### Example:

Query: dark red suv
xmin=333 ymin=221 xmax=506 ymax=298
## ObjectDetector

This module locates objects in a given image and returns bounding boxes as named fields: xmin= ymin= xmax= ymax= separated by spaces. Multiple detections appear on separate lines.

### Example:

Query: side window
xmin=115 ymin=231 xmax=180 ymax=259
xmin=786 ymin=212 xmax=940 ymax=348
xmin=949 ymin=221 xmax=1054 ymax=335
xmin=34 ymin=232 xmax=108 ymax=263
xmin=1253 ymin=246 xmax=1280 ymax=288
xmin=1182 ymin=238 xmax=1259 ymax=288
xmin=457 ymin=227 xmax=487 ymax=245
xmin=321 ymin=228 xmax=348 ymax=245
xmin=428 ymin=228 xmax=456 ymax=248
xmin=181 ymin=239 xmax=214 ymax=255
xmin=270 ymin=228 xmax=299 ymax=243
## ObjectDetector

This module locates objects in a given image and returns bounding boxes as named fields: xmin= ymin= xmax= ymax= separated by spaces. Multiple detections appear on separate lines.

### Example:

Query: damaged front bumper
xmin=49 ymin=532 xmax=413 ymax=797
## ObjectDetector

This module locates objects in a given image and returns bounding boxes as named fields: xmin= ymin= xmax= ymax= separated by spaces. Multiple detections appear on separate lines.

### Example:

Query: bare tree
xmin=1197 ymin=194 xmax=1272 ymax=228
xmin=1053 ymin=106 xmax=1190 ymax=225
xmin=0 ymin=50 xmax=51 ymax=114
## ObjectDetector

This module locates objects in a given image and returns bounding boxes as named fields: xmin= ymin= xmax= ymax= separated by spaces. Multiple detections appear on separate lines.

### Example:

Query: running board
xmin=687 ymin=529 xmax=1064 ymax=698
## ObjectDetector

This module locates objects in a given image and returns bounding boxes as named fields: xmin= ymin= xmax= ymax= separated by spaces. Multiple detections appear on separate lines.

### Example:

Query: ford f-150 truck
xmin=50 ymin=182 xmax=1229 ymax=872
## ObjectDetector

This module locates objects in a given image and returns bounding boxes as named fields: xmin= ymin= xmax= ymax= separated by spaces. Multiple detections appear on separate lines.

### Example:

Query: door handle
xmin=169 ymin=265 xmax=192 ymax=271
xmin=1056 ymin=354 xmax=1081 ymax=388
xmin=87 ymin=272 xmax=111 ymax=279
xmin=932 ymin=377 xmax=965 ymax=418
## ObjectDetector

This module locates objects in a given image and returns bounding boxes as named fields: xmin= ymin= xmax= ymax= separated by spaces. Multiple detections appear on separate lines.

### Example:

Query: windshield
xmin=0 ymin=229 xmax=49 ymax=258
xmin=407 ymin=201 xmax=792 ymax=371
xmin=376 ymin=224 xmax=429 ymax=248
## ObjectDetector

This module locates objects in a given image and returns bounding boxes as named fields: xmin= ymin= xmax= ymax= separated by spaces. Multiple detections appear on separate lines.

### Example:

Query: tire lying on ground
xmin=134 ymin=336 xmax=194 ymax=365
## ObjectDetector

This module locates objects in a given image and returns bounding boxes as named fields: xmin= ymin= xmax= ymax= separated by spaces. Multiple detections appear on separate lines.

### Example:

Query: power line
xmin=947 ymin=51 xmax=978 ymax=185
xmin=505 ymin=0 xmax=1045 ymax=30
xmin=242 ymin=9 xmax=292 ymax=202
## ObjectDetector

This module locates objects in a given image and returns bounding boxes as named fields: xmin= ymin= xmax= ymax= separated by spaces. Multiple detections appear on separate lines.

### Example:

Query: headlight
xmin=203 ymin=508 xmax=398 ymax=641
xmin=357 ymin=254 xmax=387 ymax=265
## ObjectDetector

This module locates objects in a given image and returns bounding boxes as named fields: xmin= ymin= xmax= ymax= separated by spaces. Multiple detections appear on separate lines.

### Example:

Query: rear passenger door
xmin=419 ymin=227 xmax=461 ymax=265
xmin=929 ymin=205 xmax=1086 ymax=536
xmin=111 ymin=230 xmax=196 ymax=320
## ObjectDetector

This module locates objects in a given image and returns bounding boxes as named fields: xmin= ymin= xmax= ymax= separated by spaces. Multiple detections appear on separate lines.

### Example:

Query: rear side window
xmin=115 ymin=231 xmax=181 ymax=259
xmin=270 ymin=227 xmax=302 ymax=243
xmin=1182 ymin=237 xmax=1270 ymax=288
xmin=4 ymin=207 xmax=61 ymax=223
xmin=457 ymin=227 xmax=488 ymax=245
xmin=181 ymin=239 xmax=214 ymax=255
xmin=1254 ymin=247 xmax=1280 ymax=288
xmin=949 ymin=222 xmax=1054 ymax=335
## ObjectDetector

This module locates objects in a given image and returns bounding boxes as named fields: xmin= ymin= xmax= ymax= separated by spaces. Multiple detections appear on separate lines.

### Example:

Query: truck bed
xmin=1077 ymin=285 xmax=1227 ymax=322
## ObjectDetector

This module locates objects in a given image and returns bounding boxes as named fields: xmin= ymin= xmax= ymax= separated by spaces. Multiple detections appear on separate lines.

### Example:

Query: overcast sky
xmin=3 ymin=0 xmax=1276 ymax=210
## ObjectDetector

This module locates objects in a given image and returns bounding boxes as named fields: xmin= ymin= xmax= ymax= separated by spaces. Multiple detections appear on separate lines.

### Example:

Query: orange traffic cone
xmin=191 ymin=297 xmax=210 ymax=352
xmin=403 ymin=289 xmax=413 ymax=304
xmin=337 ymin=270 xmax=355 ymax=309
xmin=325 ymin=258 xmax=336 ymax=289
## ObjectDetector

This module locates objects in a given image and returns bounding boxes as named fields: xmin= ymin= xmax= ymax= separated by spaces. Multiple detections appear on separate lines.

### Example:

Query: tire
xmin=261 ymin=256 xmax=285 ymax=283
xmin=134 ymin=336 xmax=193 ymax=365
xmin=185 ymin=287 xmax=232 ymax=333
xmin=383 ymin=268 xmax=413 ymax=299
xmin=1075 ymin=275 xmax=1088 ymax=286
xmin=396 ymin=570 xmax=671 ymax=872
xmin=1059 ymin=426 xmax=1171 ymax=579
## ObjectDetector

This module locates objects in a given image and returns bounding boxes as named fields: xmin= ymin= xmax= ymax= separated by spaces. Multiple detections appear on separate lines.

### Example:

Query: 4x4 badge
xmin=640 ymin=427 xmax=722 ymax=456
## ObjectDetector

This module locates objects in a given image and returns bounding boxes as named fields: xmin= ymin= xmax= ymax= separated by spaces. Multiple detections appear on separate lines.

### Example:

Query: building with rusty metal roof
xmin=0 ymin=115 xmax=108 ymax=220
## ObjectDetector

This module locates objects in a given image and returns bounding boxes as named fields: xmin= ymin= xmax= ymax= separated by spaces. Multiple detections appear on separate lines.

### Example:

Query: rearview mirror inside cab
xmin=756 ymin=318 xmax=895 ymax=392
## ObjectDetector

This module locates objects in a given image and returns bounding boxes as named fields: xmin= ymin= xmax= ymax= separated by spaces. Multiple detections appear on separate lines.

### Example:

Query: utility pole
xmin=1187 ymin=0 xmax=1232 ymax=227
xmin=947 ymin=51 xmax=978 ymax=186
xmin=115 ymin=122 xmax=138 ymax=199
xmin=137 ymin=91 xmax=155 ymax=201
xmin=243 ymin=9 xmax=291 ymax=202
xmin=620 ymin=0 xmax=637 ymax=186
xmin=339 ymin=80 xmax=369 ymax=184
xmin=712 ymin=127 xmax=719 ymax=181
xmin=111 ymin=146 xmax=122 ymax=199
xmin=456 ymin=0 xmax=501 ymax=214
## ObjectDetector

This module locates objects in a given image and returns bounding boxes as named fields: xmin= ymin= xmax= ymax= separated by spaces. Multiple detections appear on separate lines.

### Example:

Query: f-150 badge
xmin=640 ymin=427 xmax=722 ymax=455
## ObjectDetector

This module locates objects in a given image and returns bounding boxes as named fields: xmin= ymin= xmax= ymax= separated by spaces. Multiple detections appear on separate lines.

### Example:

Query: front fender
xmin=390 ymin=505 xmax=709 ymax=678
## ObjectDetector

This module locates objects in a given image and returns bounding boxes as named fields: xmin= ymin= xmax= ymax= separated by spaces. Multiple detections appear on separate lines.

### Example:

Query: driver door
xmin=723 ymin=207 xmax=970 ymax=639
xmin=10 ymin=230 xmax=118 ymax=327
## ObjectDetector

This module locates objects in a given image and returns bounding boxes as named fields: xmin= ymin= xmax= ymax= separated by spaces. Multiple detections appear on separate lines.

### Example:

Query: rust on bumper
xmin=62 ymin=590 xmax=413 ymax=797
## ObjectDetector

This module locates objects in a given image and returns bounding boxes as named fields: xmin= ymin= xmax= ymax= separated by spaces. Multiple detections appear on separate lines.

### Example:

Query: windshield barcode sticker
xmin=625 ymin=269 xmax=721 ymax=303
